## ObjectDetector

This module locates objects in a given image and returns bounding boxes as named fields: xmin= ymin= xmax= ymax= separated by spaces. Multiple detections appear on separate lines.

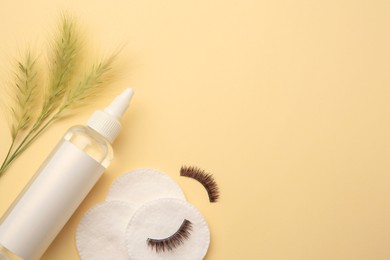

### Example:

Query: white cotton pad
xmin=76 ymin=201 xmax=136 ymax=260
xmin=106 ymin=168 xmax=186 ymax=206
xmin=126 ymin=198 xmax=210 ymax=260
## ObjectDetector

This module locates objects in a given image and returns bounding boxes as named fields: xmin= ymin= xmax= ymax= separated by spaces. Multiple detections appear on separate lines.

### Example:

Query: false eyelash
xmin=147 ymin=219 xmax=193 ymax=253
xmin=180 ymin=166 xmax=220 ymax=202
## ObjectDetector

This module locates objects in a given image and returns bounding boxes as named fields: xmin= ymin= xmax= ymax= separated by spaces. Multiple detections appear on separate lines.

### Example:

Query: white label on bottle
xmin=0 ymin=140 xmax=105 ymax=260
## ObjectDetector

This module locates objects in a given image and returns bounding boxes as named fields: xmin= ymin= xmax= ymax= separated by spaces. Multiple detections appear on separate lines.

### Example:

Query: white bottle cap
xmin=87 ymin=88 xmax=134 ymax=143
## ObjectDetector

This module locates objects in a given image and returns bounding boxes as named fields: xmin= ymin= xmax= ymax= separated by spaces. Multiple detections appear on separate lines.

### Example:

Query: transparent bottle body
xmin=63 ymin=125 xmax=114 ymax=167
xmin=0 ymin=125 xmax=113 ymax=260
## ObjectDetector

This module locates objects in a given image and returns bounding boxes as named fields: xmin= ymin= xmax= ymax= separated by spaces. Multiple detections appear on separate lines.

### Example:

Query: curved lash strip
xmin=147 ymin=219 xmax=193 ymax=253
xmin=180 ymin=166 xmax=220 ymax=202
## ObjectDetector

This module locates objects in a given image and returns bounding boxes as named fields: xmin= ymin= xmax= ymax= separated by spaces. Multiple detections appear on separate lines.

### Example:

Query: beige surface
xmin=0 ymin=0 xmax=390 ymax=259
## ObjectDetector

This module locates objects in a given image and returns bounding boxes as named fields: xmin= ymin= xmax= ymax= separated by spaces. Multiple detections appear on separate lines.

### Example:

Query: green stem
xmin=0 ymin=116 xmax=58 ymax=176
xmin=15 ymin=116 xmax=57 ymax=158
xmin=9 ymin=110 xmax=50 ymax=159
xmin=0 ymin=138 xmax=16 ymax=171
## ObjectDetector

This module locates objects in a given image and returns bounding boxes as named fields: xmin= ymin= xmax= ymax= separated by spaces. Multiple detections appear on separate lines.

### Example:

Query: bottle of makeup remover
xmin=0 ymin=88 xmax=134 ymax=260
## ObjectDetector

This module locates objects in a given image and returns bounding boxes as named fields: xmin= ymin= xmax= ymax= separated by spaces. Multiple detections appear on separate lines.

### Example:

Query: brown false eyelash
xmin=180 ymin=166 xmax=220 ymax=202
xmin=147 ymin=219 xmax=193 ymax=253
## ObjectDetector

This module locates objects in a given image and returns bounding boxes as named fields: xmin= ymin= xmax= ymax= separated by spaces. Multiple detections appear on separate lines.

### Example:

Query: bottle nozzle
xmin=104 ymin=88 xmax=134 ymax=119
xmin=87 ymin=88 xmax=134 ymax=143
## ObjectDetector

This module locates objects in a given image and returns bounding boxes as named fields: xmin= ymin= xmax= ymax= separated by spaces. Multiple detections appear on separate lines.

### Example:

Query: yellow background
xmin=0 ymin=0 xmax=390 ymax=259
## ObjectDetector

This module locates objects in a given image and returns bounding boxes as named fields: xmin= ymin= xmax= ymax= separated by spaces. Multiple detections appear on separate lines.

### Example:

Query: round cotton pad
xmin=126 ymin=198 xmax=210 ymax=260
xmin=107 ymin=168 xmax=186 ymax=206
xmin=76 ymin=201 xmax=136 ymax=260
